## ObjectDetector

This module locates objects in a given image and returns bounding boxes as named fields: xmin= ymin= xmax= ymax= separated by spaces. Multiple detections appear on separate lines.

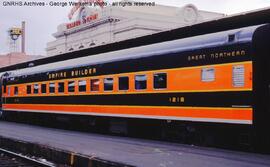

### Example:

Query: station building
xmin=46 ymin=2 xmax=224 ymax=56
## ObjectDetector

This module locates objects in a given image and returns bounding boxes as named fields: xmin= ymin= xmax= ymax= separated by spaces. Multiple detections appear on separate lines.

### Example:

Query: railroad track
xmin=0 ymin=148 xmax=55 ymax=167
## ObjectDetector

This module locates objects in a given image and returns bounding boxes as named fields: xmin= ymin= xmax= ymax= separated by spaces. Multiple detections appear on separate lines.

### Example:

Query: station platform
xmin=0 ymin=121 xmax=270 ymax=167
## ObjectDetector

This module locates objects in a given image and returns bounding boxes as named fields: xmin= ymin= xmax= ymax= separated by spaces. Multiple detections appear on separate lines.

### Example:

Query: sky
xmin=0 ymin=0 xmax=270 ymax=56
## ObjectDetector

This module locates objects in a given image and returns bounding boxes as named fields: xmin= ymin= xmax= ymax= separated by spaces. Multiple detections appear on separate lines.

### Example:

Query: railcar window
xmin=3 ymin=79 xmax=7 ymax=93
xmin=228 ymin=34 xmax=236 ymax=43
xmin=27 ymin=85 xmax=31 ymax=94
xmin=154 ymin=73 xmax=167 ymax=89
xmin=4 ymin=85 xmax=6 ymax=93
xmin=135 ymin=75 xmax=147 ymax=90
xmin=104 ymin=78 xmax=114 ymax=91
xmin=119 ymin=76 xmax=129 ymax=91
xmin=58 ymin=82 xmax=65 ymax=93
xmin=233 ymin=65 xmax=245 ymax=87
xmin=201 ymin=68 xmax=215 ymax=82
xmin=7 ymin=87 xmax=10 ymax=96
xmin=34 ymin=84 xmax=39 ymax=94
xmin=79 ymin=80 xmax=86 ymax=92
xmin=90 ymin=79 xmax=100 ymax=91
xmin=41 ymin=84 xmax=46 ymax=94
xmin=49 ymin=83 xmax=55 ymax=93
xmin=68 ymin=81 xmax=75 ymax=92
xmin=14 ymin=86 xmax=18 ymax=95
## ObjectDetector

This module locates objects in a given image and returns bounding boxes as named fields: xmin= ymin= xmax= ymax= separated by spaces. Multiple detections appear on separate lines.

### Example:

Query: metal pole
xmin=21 ymin=21 xmax=26 ymax=54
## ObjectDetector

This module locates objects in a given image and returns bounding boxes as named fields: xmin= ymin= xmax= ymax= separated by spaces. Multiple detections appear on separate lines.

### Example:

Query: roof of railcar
xmin=9 ymin=25 xmax=259 ymax=77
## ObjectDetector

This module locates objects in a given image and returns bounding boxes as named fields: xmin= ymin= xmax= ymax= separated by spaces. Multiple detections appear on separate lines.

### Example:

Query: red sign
xmin=66 ymin=13 xmax=98 ymax=29
xmin=68 ymin=0 xmax=104 ymax=20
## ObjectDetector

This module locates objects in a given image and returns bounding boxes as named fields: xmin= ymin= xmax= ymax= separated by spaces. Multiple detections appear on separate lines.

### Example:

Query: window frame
xmin=41 ymin=83 xmax=47 ymax=94
xmin=78 ymin=80 xmax=87 ymax=92
xmin=118 ymin=76 xmax=129 ymax=91
xmin=232 ymin=65 xmax=245 ymax=87
xmin=14 ymin=86 xmax=18 ymax=96
xmin=7 ymin=86 xmax=11 ymax=96
xmin=68 ymin=81 xmax=75 ymax=93
xmin=201 ymin=67 xmax=215 ymax=82
xmin=153 ymin=72 xmax=167 ymax=90
xmin=26 ymin=85 xmax=32 ymax=94
xmin=58 ymin=82 xmax=65 ymax=93
xmin=3 ymin=79 xmax=7 ymax=94
xmin=135 ymin=74 xmax=147 ymax=90
xmin=49 ymin=82 xmax=55 ymax=94
xmin=33 ymin=84 xmax=39 ymax=94
xmin=104 ymin=77 xmax=114 ymax=92
xmin=90 ymin=78 xmax=100 ymax=92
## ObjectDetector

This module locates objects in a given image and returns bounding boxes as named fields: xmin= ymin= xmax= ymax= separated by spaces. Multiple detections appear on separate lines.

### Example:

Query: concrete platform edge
xmin=0 ymin=136 xmax=134 ymax=167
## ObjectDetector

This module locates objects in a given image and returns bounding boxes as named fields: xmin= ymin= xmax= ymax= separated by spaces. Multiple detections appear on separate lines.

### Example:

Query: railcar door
xmin=0 ymin=77 xmax=4 ymax=118
xmin=252 ymin=24 xmax=270 ymax=151
xmin=0 ymin=77 xmax=7 ymax=108
xmin=0 ymin=78 xmax=2 ymax=110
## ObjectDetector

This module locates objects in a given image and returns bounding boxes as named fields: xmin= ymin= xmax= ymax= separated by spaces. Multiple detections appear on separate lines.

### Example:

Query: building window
xmin=58 ymin=82 xmax=65 ymax=93
xmin=68 ymin=81 xmax=75 ymax=92
xmin=90 ymin=79 xmax=99 ymax=91
xmin=201 ymin=68 xmax=215 ymax=82
xmin=104 ymin=78 xmax=114 ymax=91
xmin=233 ymin=65 xmax=245 ymax=87
xmin=79 ymin=80 xmax=86 ymax=92
xmin=135 ymin=75 xmax=147 ymax=90
xmin=49 ymin=83 xmax=55 ymax=93
xmin=41 ymin=84 xmax=47 ymax=94
xmin=154 ymin=73 xmax=167 ymax=89
xmin=14 ymin=86 xmax=18 ymax=95
xmin=34 ymin=84 xmax=39 ymax=94
xmin=79 ymin=45 xmax=84 ymax=49
xmin=119 ymin=76 xmax=129 ymax=91
xmin=27 ymin=85 xmax=32 ymax=94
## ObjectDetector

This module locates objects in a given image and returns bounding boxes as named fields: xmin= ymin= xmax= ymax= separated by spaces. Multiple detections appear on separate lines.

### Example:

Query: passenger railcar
xmin=1 ymin=24 xmax=270 ymax=150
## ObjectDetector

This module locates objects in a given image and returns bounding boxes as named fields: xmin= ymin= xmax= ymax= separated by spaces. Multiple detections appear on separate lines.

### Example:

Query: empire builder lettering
xmin=71 ymin=68 xmax=96 ymax=76
xmin=48 ymin=68 xmax=96 ymax=79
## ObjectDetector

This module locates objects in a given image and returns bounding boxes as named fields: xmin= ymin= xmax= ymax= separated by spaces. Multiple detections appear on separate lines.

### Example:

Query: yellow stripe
xmin=7 ymin=88 xmax=252 ymax=98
